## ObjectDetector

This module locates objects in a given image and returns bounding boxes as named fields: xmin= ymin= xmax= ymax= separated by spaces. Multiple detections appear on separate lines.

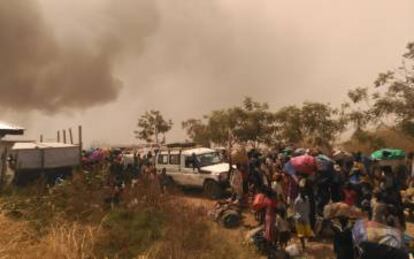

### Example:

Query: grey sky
xmin=3 ymin=0 xmax=414 ymax=146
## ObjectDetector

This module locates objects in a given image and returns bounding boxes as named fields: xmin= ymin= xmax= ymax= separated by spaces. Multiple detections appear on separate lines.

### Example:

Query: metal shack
xmin=11 ymin=142 xmax=80 ymax=184
xmin=12 ymin=142 xmax=80 ymax=170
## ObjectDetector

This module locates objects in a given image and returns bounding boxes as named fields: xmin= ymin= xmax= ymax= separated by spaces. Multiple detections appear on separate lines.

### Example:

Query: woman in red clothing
xmin=263 ymin=190 xmax=278 ymax=244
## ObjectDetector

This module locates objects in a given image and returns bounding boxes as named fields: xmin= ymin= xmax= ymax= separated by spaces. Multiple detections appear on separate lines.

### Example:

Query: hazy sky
xmin=2 ymin=0 xmax=414 ymax=146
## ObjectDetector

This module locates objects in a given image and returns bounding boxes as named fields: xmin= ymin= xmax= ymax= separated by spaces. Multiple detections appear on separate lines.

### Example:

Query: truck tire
xmin=204 ymin=180 xmax=223 ymax=199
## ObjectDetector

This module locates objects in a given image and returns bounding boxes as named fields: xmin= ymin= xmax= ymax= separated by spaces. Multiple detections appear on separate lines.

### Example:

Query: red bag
xmin=252 ymin=193 xmax=266 ymax=210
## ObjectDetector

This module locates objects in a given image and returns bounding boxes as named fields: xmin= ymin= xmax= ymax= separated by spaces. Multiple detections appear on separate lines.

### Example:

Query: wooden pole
xmin=40 ymin=134 xmax=43 ymax=143
xmin=69 ymin=128 xmax=74 ymax=144
xmin=63 ymin=130 xmax=67 ymax=144
xmin=57 ymin=131 xmax=60 ymax=142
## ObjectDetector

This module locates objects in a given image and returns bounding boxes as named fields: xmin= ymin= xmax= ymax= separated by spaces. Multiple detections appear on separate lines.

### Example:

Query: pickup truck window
xmin=169 ymin=154 xmax=180 ymax=165
xmin=185 ymin=156 xmax=194 ymax=168
xmin=197 ymin=152 xmax=222 ymax=167
xmin=158 ymin=154 xmax=168 ymax=164
xmin=184 ymin=152 xmax=222 ymax=168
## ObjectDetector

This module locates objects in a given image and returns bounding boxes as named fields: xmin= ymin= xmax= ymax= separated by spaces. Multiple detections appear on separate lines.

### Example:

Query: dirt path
xmin=176 ymin=190 xmax=335 ymax=258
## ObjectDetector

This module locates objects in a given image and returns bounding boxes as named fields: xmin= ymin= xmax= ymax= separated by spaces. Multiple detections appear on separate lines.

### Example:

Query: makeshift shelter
xmin=0 ymin=121 xmax=25 ymax=184
xmin=371 ymin=148 xmax=407 ymax=172
xmin=0 ymin=122 xmax=24 ymax=138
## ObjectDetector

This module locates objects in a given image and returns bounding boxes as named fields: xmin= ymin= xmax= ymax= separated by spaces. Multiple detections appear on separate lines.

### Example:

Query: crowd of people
xmin=81 ymin=145 xmax=414 ymax=258
xmin=227 ymin=147 xmax=413 ymax=258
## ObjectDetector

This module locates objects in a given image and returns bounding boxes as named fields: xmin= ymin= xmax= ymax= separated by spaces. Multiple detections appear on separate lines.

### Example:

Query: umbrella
xmin=352 ymin=219 xmax=402 ymax=249
xmin=290 ymin=154 xmax=316 ymax=175
xmin=371 ymin=148 xmax=406 ymax=161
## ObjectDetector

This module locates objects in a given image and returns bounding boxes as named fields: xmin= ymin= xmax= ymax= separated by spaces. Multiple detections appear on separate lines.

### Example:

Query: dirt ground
xmin=178 ymin=190 xmax=335 ymax=258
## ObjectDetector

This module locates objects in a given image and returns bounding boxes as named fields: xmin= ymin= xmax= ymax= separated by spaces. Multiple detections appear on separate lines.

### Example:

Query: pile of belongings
xmin=230 ymin=148 xmax=249 ymax=165
xmin=290 ymin=154 xmax=317 ymax=175
xmin=209 ymin=199 xmax=241 ymax=228
xmin=316 ymin=154 xmax=334 ymax=172
xmin=352 ymin=219 xmax=408 ymax=258
xmin=245 ymin=226 xmax=290 ymax=259
xmin=323 ymin=202 xmax=365 ymax=219
xmin=332 ymin=150 xmax=353 ymax=160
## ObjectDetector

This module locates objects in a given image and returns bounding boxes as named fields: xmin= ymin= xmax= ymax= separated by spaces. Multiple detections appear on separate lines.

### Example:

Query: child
xmin=276 ymin=206 xmax=291 ymax=249
xmin=294 ymin=190 xmax=313 ymax=250
xmin=271 ymin=173 xmax=285 ymax=201
xmin=230 ymin=164 xmax=244 ymax=203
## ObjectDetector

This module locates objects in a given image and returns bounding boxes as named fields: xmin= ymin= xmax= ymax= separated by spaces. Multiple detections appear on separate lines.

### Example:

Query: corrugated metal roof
xmin=0 ymin=121 xmax=24 ymax=136
xmin=12 ymin=142 xmax=78 ymax=150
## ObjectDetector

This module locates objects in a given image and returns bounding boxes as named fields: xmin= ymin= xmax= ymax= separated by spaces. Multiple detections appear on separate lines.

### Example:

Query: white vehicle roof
xmin=158 ymin=147 xmax=216 ymax=156
xmin=182 ymin=148 xmax=216 ymax=156
xmin=12 ymin=142 xmax=78 ymax=150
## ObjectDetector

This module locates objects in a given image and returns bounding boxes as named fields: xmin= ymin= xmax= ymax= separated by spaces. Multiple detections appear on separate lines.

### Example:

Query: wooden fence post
xmin=69 ymin=128 xmax=74 ymax=144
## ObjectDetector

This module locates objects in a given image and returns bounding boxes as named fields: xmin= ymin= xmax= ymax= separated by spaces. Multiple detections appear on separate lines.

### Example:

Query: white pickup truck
xmin=155 ymin=147 xmax=230 ymax=199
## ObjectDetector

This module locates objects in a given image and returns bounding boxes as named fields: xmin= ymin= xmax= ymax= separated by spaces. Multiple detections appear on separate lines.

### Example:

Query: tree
xmin=234 ymin=97 xmax=276 ymax=146
xmin=182 ymin=97 xmax=345 ymax=148
xmin=183 ymin=97 xmax=277 ymax=147
xmin=345 ymin=42 xmax=414 ymax=137
xmin=181 ymin=118 xmax=211 ymax=147
xmin=273 ymin=103 xmax=345 ymax=148
xmin=273 ymin=106 xmax=303 ymax=145
xmin=300 ymin=102 xmax=345 ymax=147
xmin=206 ymin=109 xmax=240 ymax=146
xmin=134 ymin=110 xmax=173 ymax=144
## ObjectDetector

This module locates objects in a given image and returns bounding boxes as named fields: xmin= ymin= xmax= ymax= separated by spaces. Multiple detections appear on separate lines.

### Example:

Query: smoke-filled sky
xmin=2 ymin=0 xmax=414 ymax=146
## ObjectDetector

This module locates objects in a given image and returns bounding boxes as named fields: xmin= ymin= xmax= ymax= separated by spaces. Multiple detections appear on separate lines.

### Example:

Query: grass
xmin=97 ymin=208 xmax=165 ymax=258
xmin=0 ymin=169 xmax=259 ymax=258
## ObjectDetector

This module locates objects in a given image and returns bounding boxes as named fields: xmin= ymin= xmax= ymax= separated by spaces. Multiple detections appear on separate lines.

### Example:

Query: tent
xmin=371 ymin=149 xmax=406 ymax=161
